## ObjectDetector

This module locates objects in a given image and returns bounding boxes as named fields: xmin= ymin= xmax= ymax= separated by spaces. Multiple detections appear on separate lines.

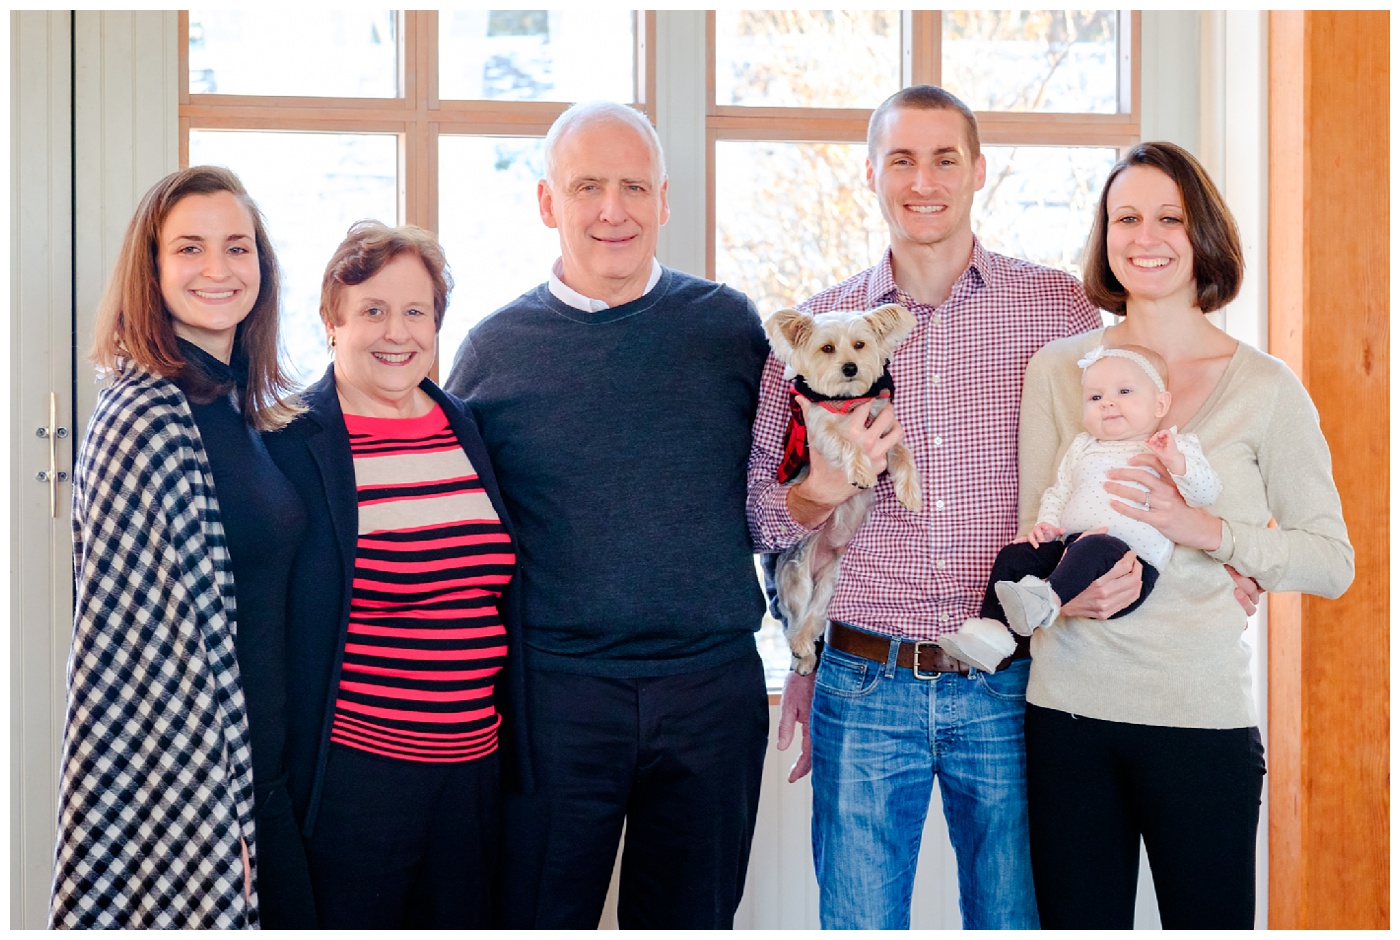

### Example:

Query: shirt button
xmin=933 ymin=314 xmax=943 ymax=326
xmin=931 ymin=375 xmax=941 ymax=386
xmin=936 ymin=559 xmax=947 ymax=570
xmin=940 ymin=613 xmax=950 ymax=623
xmin=933 ymin=435 xmax=943 ymax=446
xmin=935 ymin=499 xmax=945 ymax=511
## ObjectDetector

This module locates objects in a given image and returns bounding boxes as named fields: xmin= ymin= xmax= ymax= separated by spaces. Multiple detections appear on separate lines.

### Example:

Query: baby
xmin=937 ymin=344 xmax=1222 ymax=673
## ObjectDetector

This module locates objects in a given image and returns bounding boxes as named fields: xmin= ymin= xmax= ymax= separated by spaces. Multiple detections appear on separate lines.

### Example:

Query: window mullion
xmin=903 ymin=10 xmax=941 ymax=87
xmin=402 ymin=10 xmax=433 ymax=234
xmin=1121 ymin=11 xmax=1142 ymax=123
xmin=635 ymin=10 xmax=656 ymax=117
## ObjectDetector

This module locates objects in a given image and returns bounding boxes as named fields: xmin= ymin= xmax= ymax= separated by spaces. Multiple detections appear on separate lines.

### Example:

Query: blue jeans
xmin=810 ymin=642 xmax=1038 ymax=929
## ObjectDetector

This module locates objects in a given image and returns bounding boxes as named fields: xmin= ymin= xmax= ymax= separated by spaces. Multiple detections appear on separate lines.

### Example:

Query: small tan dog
xmin=765 ymin=303 xmax=922 ymax=675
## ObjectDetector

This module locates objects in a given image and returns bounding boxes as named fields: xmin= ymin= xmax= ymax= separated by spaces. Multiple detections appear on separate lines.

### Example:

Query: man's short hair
xmin=1081 ymin=141 xmax=1243 ymax=316
xmin=543 ymin=101 xmax=667 ymax=185
xmin=866 ymin=85 xmax=981 ymax=161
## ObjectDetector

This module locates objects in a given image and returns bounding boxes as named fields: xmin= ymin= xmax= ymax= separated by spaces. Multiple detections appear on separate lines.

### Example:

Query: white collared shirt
xmin=548 ymin=258 xmax=663 ymax=312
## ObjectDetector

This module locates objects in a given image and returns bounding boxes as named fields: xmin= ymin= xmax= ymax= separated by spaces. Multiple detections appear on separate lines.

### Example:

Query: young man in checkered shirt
xmin=746 ymin=85 xmax=1119 ymax=929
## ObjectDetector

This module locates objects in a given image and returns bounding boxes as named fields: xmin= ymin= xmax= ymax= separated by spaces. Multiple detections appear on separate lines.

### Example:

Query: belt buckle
xmin=912 ymin=641 xmax=941 ymax=680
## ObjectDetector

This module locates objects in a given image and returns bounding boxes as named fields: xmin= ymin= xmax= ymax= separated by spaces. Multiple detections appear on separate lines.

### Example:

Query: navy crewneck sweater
xmin=446 ymin=267 xmax=768 ymax=676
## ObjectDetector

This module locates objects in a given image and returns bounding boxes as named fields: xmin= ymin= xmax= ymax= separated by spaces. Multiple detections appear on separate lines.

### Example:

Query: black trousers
xmin=980 ymin=534 xmax=1160 ymax=622
xmin=1024 ymin=704 xmax=1266 ymax=928
xmin=252 ymin=778 xmax=317 ymax=928
xmin=499 ymin=651 xmax=769 ymax=929
xmin=304 ymin=745 xmax=500 ymax=928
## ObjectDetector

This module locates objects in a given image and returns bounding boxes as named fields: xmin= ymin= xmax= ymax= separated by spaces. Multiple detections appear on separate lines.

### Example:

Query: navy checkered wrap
xmin=748 ymin=242 xmax=1103 ymax=641
xmin=50 ymin=366 xmax=259 ymax=929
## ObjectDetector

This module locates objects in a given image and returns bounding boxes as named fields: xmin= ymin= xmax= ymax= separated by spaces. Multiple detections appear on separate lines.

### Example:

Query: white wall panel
xmin=8 ymin=11 xmax=177 ymax=929
xmin=652 ymin=9 xmax=707 ymax=280
xmin=10 ymin=11 xmax=75 ymax=929
xmin=72 ymin=10 xmax=178 ymax=428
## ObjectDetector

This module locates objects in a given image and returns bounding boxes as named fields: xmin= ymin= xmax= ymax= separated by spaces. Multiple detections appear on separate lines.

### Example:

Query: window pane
xmin=715 ymin=140 xmax=884 ymax=317
xmin=188 ymin=130 xmax=399 ymax=385
xmin=438 ymin=10 xmax=635 ymax=102
xmin=188 ymin=11 xmax=399 ymax=98
xmin=436 ymin=136 xmax=559 ymax=370
xmin=974 ymin=145 xmax=1117 ymax=278
xmin=715 ymin=10 xmax=901 ymax=109
xmin=754 ymin=560 xmax=790 ymax=693
xmin=942 ymin=11 xmax=1119 ymax=113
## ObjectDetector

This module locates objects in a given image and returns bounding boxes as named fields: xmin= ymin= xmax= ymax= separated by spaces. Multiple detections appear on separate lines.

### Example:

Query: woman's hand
xmin=1060 ymin=551 xmax=1143 ymax=619
xmin=241 ymin=836 xmax=251 ymax=902
xmin=1105 ymin=453 xmax=1223 ymax=552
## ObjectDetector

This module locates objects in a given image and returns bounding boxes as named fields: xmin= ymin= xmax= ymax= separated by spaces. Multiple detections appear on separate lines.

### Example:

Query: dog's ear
xmin=865 ymin=303 xmax=916 ymax=347
xmin=764 ymin=307 xmax=811 ymax=360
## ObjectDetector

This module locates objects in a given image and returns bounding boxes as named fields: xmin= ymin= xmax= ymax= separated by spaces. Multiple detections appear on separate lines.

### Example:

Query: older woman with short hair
xmin=267 ymin=221 xmax=525 ymax=928
xmin=1018 ymin=142 xmax=1354 ymax=928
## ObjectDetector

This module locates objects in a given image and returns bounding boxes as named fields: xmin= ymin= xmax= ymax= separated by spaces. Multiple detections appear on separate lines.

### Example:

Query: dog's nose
xmin=842 ymin=362 xmax=859 ymax=378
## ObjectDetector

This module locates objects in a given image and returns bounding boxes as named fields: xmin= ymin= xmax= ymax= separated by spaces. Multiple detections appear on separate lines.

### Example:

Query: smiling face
xmin=538 ymin=117 xmax=670 ymax=307
xmin=1105 ymin=164 xmax=1197 ymax=309
xmin=158 ymin=191 xmax=260 ymax=362
xmin=866 ymin=106 xmax=986 ymax=255
xmin=1081 ymin=355 xmax=1171 ymax=442
xmin=330 ymin=252 xmax=438 ymax=416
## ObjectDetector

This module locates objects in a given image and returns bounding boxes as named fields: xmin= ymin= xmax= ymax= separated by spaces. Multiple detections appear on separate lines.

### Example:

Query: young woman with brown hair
xmin=1019 ymin=142 xmax=1353 ymax=928
xmin=52 ymin=166 xmax=312 ymax=929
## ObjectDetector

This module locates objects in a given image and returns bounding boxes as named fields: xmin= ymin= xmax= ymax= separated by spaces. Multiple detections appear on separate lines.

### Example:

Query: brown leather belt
xmin=825 ymin=620 xmax=1030 ymax=678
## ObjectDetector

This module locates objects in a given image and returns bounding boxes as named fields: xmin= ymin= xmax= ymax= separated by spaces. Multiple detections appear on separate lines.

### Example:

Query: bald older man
xmin=446 ymin=101 xmax=769 ymax=929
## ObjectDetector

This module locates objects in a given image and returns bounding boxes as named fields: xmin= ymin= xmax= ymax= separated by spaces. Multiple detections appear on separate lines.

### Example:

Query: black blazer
xmin=265 ymin=366 xmax=534 ymax=836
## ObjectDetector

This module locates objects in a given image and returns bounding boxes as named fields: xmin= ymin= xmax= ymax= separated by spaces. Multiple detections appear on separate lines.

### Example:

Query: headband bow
xmin=1076 ymin=345 xmax=1167 ymax=393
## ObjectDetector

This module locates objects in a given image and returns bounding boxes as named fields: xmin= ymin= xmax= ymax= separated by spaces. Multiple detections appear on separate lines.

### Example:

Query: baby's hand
xmin=1024 ymin=522 xmax=1065 ymax=549
xmin=1145 ymin=429 xmax=1187 ymax=476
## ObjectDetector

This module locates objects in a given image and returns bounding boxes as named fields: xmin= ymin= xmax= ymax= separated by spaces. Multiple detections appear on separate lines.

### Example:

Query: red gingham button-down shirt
xmin=747 ymin=242 xmax=1102 ymax=641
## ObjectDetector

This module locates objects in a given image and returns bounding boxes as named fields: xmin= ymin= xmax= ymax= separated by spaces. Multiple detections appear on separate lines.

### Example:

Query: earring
xmin=329 ymin=333 xmax=336 ymax=348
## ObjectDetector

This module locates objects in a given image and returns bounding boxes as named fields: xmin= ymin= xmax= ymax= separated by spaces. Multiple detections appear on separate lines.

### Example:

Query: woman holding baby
xmin=1017 ymin=142 xmax=1353 ymax=928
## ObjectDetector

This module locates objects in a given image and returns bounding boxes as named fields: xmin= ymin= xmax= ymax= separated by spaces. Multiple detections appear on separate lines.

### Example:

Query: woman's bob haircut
xmin=91 ymin=165 xmax=301 ymax=430
xmin=319 ymin=220 xmax=454 ymax=333
xmin=1081 ymin=141 xmax=1244 ymax=316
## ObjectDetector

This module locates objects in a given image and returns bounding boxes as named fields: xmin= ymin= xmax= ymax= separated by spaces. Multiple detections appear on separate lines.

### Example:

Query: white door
xmin=12 ymin=12 xmax=77 ymax=928
xmin=9 ymin=11 xmax=178 ymax=928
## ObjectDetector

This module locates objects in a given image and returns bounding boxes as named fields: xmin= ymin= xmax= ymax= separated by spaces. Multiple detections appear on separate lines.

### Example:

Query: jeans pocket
xmin=813 ymin=646 xmax=880 ymax=699
xmin=972 ymin=658 xmax=1030 ymax=703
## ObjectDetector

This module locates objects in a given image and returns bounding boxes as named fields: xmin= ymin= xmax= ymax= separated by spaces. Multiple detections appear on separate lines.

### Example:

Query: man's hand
xmin=1226 ymin=564 xmax=1262 ymax=617
xmin=1059 ymin=551 xmax=1143 ymax=619
xmin=776 ymin=669 xmax=815 ymax=783
xmin=786 ymin=398 xmax=905 ymax=529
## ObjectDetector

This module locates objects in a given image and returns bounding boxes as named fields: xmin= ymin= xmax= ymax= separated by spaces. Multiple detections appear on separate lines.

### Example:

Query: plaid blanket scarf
xmin=50 ymin=366 xmax=258 ymax=928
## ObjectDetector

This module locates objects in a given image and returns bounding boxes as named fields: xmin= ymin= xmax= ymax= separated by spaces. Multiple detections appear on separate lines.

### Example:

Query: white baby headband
xmin=1076 ymin=345 xmax=1167 ymax=393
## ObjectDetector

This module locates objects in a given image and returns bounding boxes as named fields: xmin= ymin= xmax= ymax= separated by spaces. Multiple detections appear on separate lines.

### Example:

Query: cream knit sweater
xmin=1018 ymin=329 xmax=1354 ymax=728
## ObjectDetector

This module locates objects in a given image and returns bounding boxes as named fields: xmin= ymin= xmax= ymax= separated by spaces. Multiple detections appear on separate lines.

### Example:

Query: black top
xmin=177 ymin=339 xmax=307 ymax=808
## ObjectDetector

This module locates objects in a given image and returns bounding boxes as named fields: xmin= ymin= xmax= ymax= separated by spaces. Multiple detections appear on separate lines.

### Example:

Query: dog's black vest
xmin=777 ymin=366 xmax=896 ymax=484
